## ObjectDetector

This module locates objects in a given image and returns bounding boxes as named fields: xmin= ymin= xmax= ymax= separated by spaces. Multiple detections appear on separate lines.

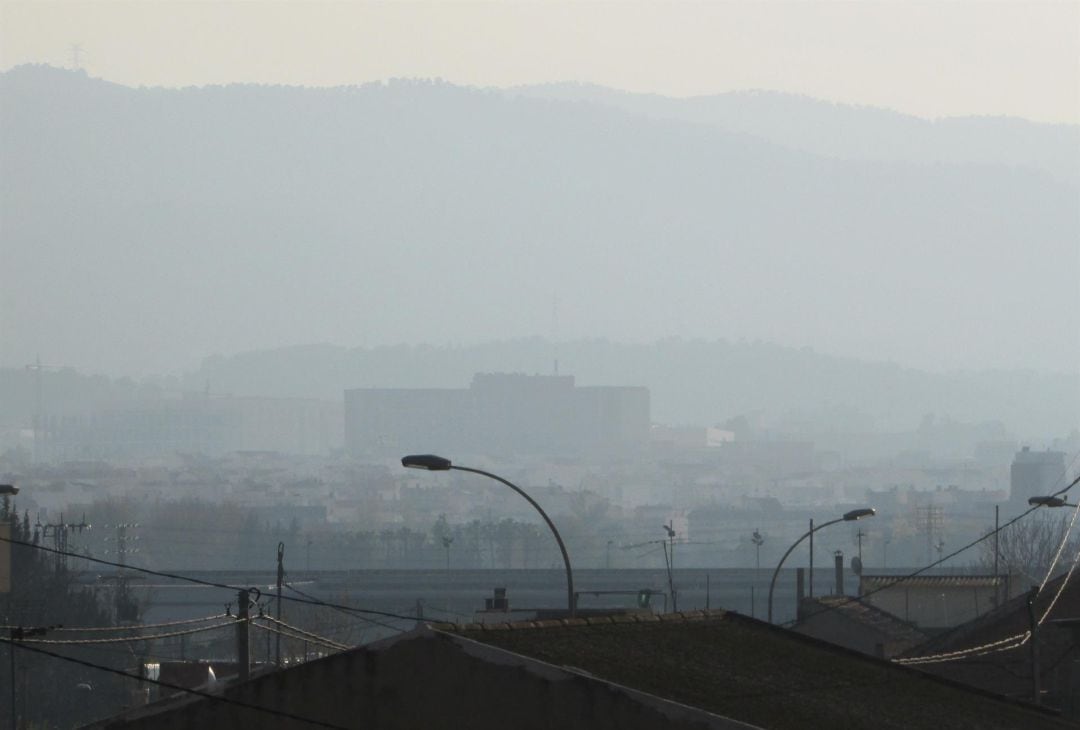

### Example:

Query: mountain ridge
xmin=2 ymin=65 xmax=1076 ymax=378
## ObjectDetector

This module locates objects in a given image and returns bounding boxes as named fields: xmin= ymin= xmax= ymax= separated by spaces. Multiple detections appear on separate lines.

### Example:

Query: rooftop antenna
xmin=551 ymin=294 xmax=559 ymax=375
xmin=69 ymin=44 xmax=84 ymax=70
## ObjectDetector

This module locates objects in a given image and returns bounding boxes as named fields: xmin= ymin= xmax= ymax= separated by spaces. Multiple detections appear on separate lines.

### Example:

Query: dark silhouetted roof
xmin=798 ymin=595 xmax=928 ymax=647
xmin=435 ymin=610 xmax=1071 ymax=730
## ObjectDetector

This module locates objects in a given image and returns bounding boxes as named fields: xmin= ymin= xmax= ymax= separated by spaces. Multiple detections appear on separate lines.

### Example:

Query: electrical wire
xmin=781 ymin=472 xmax=1080 ymax=636
xmin=1 ymin=637 xmax=351 ymax=729
xmin=895 ymin=535 xmax=1080 ymax=667
xmin=1 ymin=613 xmax=229 ymax=633
xmin=0 ymin=533 xmax=425 ymax=623
xmin=15 ymin=620 xmax=238 ymax=645
xmin=881 ymin=472 xmax=1080 ymax=665
xmin=283 ymin=581 xmax=409 ymax=634
xmin=252 ymin=617 xmax=349 ymax=652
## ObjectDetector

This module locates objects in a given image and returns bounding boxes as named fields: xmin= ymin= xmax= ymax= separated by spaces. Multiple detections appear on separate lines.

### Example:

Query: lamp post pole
xmin=403 ymin=455 xmax=576 ymax=617
xmin=767 ymin=508 xmax=875 ymax=624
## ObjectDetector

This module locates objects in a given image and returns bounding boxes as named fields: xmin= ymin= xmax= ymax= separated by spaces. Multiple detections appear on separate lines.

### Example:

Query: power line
xmin=1 ymin=613 xmax=228 ymax=633
xmin=896 ymin=535 xmax=1080 ymax=666
xmin=15 ymin=620 xmax=237 ymax=646
xmin=0 ymin=533 xmax=423 ymax=623
xmin=284 ymin=582 xmax=409 ymax=634
xmin=252 ymin=617 xmax=349 ymax=652
xmin=1 ymin=637 xmax=350 ymax=729
xmin=782 ymin=472 xmax=1080 ymax=631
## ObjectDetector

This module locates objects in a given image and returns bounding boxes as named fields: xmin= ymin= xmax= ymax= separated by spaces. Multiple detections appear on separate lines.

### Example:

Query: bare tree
xmin=981 ymin=513 xmax=1080 ymax=583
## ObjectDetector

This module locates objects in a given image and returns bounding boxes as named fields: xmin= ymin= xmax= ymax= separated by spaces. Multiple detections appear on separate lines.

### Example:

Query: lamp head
xmin=843 ymin=508 xmax=876 ymax=521
xmin=1029 ymin=496 xmax=1069 ymax=508
xmin=0 ymin=484 xmax=18 ymax=496
xmin=402 ymin=454 xmax=452 ymax=471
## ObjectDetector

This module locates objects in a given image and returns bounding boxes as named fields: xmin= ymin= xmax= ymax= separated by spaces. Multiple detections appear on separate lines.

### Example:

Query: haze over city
xmin=2 ymin=1 xmax=1079 ymax=379
xmin=1 ymin=2 xmax=1079 ymax=728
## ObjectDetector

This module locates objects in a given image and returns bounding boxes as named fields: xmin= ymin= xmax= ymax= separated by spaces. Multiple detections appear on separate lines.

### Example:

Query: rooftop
xmin=435 ymin=610 xmax=1070 ymax=730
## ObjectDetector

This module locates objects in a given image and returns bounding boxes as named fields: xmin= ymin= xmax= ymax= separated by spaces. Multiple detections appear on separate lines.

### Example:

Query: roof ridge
xmin=430 ymin=609 xmax=728 ymax=633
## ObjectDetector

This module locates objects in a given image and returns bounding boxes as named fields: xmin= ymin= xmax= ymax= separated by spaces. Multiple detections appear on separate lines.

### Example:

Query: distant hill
xmin=509 ymin=83 xmax=1080 ymax=184
xmin=183 ymin=339 xmax=1078 ymax=440
xmin=1 ymin=65 xmax=1077 ymax=378
xmin=1 ymin=338 xmax=1075 ymax=442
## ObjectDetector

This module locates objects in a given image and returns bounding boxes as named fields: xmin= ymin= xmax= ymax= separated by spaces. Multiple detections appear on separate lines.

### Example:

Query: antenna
xmin=551 ymin=294 xmax=560 ymax=375
xmin=69 ymin=44 xmax=84 ymax=70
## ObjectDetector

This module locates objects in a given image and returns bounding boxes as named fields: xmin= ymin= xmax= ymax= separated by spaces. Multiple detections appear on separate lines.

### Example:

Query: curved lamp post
xmin=402 ymin=454 xmax=575 ymax=617
xmin=767 ymin=508 xmax=875 ymax=624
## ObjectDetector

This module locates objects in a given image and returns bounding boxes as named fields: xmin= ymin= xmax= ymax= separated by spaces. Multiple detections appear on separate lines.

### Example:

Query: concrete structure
xmin=1010 ymin=447 xmax=1068 ymax=504
xmin=859 ymin=574 xmax=1018 ymax=631
xmin=345 ymin=373 xmax=649 ymax=458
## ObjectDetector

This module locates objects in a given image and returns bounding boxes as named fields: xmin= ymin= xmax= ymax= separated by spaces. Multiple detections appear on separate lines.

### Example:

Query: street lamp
xmin=402 ymin=454 xmax=576 ymax=617
xmin=767 ymin=508 xmax=876 ymax=624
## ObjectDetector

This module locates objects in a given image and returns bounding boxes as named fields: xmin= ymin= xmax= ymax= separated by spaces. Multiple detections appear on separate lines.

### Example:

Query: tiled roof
xmin=798 ymin=595 xmax=928 ymax=646
xmin=435 ymin=610 xmax=1071 ymax=730
xmin=860 ymin=574 xmax=1006 ymax=589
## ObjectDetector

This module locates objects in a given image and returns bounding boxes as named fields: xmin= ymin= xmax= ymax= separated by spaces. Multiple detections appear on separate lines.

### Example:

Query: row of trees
xmin=63 ymin=494 xmax=626 ymax=572
xmin=2 ymin=496 xmax=129 ymax=728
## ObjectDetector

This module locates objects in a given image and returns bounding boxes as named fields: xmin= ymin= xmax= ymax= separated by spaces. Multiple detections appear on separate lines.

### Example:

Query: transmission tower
xmin=35 ymin=513 xmax=91 ymax=570
xmin=916 ymin=505 xmax=945 ymax=566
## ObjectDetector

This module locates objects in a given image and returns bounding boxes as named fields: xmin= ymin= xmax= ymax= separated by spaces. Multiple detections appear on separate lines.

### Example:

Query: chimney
xmin=795 ymin=566 xmax=806 ymax=620
xmin=834 ymin=551 xmax=844 ymax=596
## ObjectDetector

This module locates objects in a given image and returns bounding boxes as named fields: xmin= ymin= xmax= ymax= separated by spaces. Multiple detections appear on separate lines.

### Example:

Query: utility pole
xmin=10 ymin=626 xmax=49 ymax=730
xmin=237 ymin=589 xmax=250 ymax=682
xmin=1028 ymin=586 xmax=1041 ymax=705
xmin=994 ymin=505 xmax=1001 ymax=606
xmin=917 ymin=505 xmax=944 ymax=565
xmin=276 ymin=543 xmax=284 ymax=668
xmin=105 ymin=523 xmax=139 ymax=622
xmin=808 ymin=518 xmax=815 ymax=598
xmin=663 ymin=522 xmax=677 ymax=612
xmin=855 ymin=528 xmax=866 ymax=563
xmin=442 ymin=536 xmax=453 ymax=572
xmin=9 ymin=629 xmax=14 ymax=730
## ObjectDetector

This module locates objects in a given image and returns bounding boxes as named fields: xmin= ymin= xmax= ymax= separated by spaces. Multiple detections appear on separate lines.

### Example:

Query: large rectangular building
xmin=1010 ymin=446 xmax=1067 ymax=504
xmin=345 ymin=373 xmax=649 ymax=459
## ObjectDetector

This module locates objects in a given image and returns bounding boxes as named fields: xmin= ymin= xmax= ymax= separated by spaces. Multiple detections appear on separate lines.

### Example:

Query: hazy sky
xmin=2 ymin=1 xmax=1078 ymax=123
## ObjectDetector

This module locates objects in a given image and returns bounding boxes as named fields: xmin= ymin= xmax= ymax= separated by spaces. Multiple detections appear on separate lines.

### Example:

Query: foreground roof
xmin=798 ymin=595 xmax=928 ymax=643
xmin=896 ymin=570 xmax=1080 ymax=705
xmin=435 ymin=610 xmax=1070 ymax=730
